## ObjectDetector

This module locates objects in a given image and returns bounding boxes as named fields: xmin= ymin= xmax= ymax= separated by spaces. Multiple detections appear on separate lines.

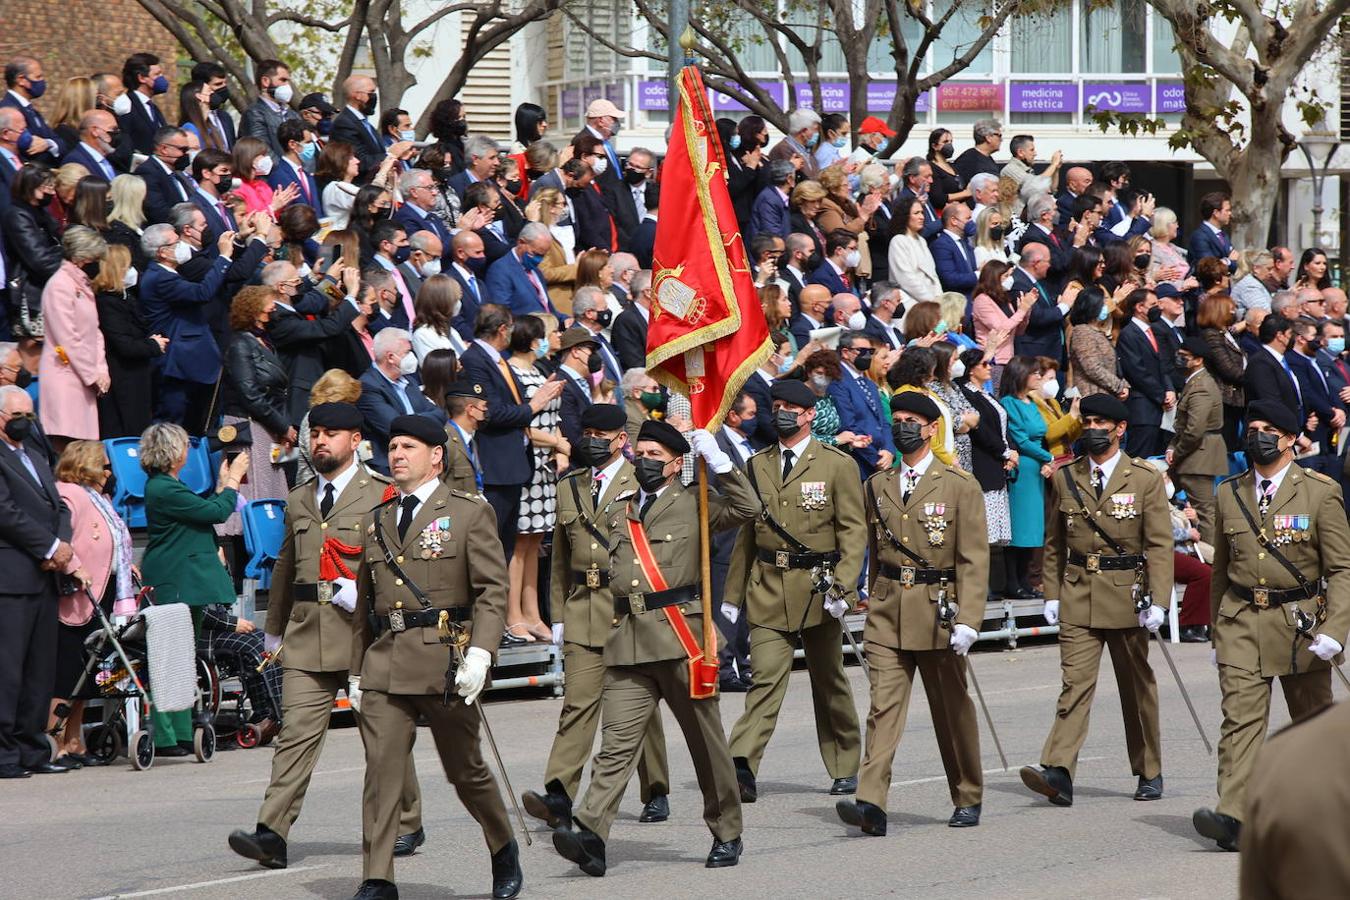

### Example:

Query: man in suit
xmin=397 ymin=230 xmax=443 ymax=302
xmin=447 ymin=231 xmax=490 ymax=341
xmin=748 ymin=160 xmax=795 ymax=244
xmin=1288 ymin=316 xmax=1344 ymax=479
xmin=740 ymin=354 xmax=780 ymax=450
xmin=1244 ymin=313 xmax=1305 ymax=426
xmin=0 ymin=107 xmax=25 ymax=206
xmin=554 ymin=327 xmax=600 ymax=457
xmin=367 ymin=221 xmax=417 ymax=330
xmin=831 ymin=331 xmax=897 ymax=474
xmin=1188 ymin=191 xmax=1238 ymax=273
xmin=357 ymin=328 xmax=446 ymax=474
xmin=330 ymin=75 xmax=395 ymax=182
xmin=266 ymin=262 xmax=363 ymax=427
xmin=896 ymin=157 xmax=942 ymax=241
xmin=808 ymin=229 xmax=859 ymax=297
xmin=1054 ymin=166 xmax=1094 ymax=226
xmin=607 ymin=252 xmax=639 ymax=312
xmin=629 ymin=183 xmax=659 ymax=269
xmin=790 ymin=284 xmax=834 ymax=350
xmin=572 ymin=98 xmax=627 ymax=196
xmin=463 ymin=181 xmax=514 ymax=263
xmin=1 ymin=56 xmax=64 ymax=163
xmin=447 ymin=134 xmax=502 ymax=203
xmin=1315 ymin=319 xmax=1350 ymax=414
xmin=863 ymin=282 xmax=906 ymax=350
xmin=601 ymin=147 xmax=652 ymax=250
xmin=767 ymin=108 xmax=821 ymax=181
xmin=459 ymin=305 xmax=565 ymax=558
xmin=90 ymin=73 xmax=135 ymax=175
xmin=0 ymin=387 xmax=82 ymax=778
xmin=190 ymin=149 xmax=239 ymax=242
xmin=135 ymin=126 xmax=196 ymax=224
xmin=174 ymin=205 xmax=270 ymax=353
xmin=393 ymin=169 xmax=452 ymax=265
xmin=239 ymin=59 xmax=299 ymax=163
xmin=189 ymin=61 xmax=236 ymax=151
xmin=485 ymin=222 xmax=560 ymax=320
xmin=931 ymin=203 xmax=978 ymax=296
xmin=267 ymin=119 xmax=322 ymax=213
xmin=60 ymin=111 xmax=119 ymax=182
xmin=1010 ymin=243 xmax=1068 ymax=362
xmin=1016 ymin=193 xmax=1074 ymax=285
xmin=118 ymin=52 xmax=171 ymax=155
xmin=611 ymin=270 xmax=651 ymax=372
xmin=1116 ymin=289 xmax=1176 ymax=457
xmin=1166 ymin=337 xmax=1228 ymax=544
xmin=779 ymin=232 xmax=814 ymax=311
xmin=712 ymin=393 xmax=758 ymax=690
xmin=571 ymin=288 xmax=623 ymax=387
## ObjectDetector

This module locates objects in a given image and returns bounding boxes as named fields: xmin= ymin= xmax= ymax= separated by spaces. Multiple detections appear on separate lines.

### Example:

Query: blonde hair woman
xmin=296 ymin=369 xmax=372 ymax=483
xmin=51 ymin=76 xmax=98 ymax=145
xmin=524 ymin=186 xmax=579 ymax=312
xmin=973 ymin=206 xmax=1010 ymax=270
xmin=1147 ymin=206 xmax=1189 ymax=287
xmin=107 ymin=174 xmax=149 ymax=269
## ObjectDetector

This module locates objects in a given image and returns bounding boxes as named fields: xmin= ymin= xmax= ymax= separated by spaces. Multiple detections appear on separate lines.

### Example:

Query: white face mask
xmin=111 ymin=92 xmax=133 ymax=116
xmin=421 ymin=258 xmax=442 ymax=277
xmin=398 ymin=350 xmax=419 ymax=375
xmin=1039 ymin=377 xmax=1059 ymax=399
xmin=399 ymin=129 xmax=416 ymax=142
xmin=846 ymin=310 xmax=866 ymax=331
xmin=591 ymin=156 xmax=609 ymax=176
xmin=123 ymin=267 xmax=138 ymax=289
xmin=1165 ymin=481 xmax=1175 ymax=500
xmin=1001 ymin=276 xmax=1014 ymax=291
xmin=272 ymin=83 xmax=294 ymax=105
xmin=950 ymin=359 xmax=966 ymax=379
xmin=172 ymin=241 xmax=192 ymax=265
xmin=844 ymin=249 xmax=862 ymax=269
xmin=296 ymin=263 xmax=311 ymax=280
xmin=254 ymin=155 xmax=274 ymax=177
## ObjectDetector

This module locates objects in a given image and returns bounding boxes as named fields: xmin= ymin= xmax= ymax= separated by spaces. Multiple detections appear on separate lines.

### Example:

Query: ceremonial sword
xmin=1135 ymin=586 xmax=1213 ymax=755
xmin=811 ymin=566 xmax=869 ymax=679
xmin=937 ymin=594 xmax=1007 ymax=770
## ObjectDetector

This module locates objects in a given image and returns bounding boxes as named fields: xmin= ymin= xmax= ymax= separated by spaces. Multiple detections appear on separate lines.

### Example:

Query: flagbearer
xmin=725 ymin=379 xmax=865 ymax=801
xmin=1019 ymin=393 xmax=1173 ymax=808
xmin=837 ymin=392 xmax=988 ymax=836
xmin=228 ymin=402 xmax=425 ymax=869
xmin=522 ymin=403 xmax=672 ymax=828
xmin=550 ymin=420 xmax=761 ymax=877
xmin=1193 ymin=400 xmax=1350 ymax=852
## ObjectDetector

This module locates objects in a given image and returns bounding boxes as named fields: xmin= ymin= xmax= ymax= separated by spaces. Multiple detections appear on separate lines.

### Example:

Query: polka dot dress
xmin=513 ymin=361 xmax=559 ymax=535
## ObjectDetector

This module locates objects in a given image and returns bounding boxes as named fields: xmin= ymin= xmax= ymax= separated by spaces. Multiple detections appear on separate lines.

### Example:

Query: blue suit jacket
xmin=356 ymin=368 xmax=446 ymax=473
xmin=485 ymin=251 xmax=553 ymax=319
xmin=447 ymin=170 xmax=481 ymax=204
xmin=457 ymin=342 xmax=535 ymax=486
xmin=191 ymin=189 xmax=238 ymax=245
xmin=827 ymin=371 xmax=894 ymax=472
xmin=629 ymin=217 xmax=657 ymax=270
xmin=266 ymin=161 xmax=323 ymax=215
xmin=896 ymin=187 xmax=942 ymax=240
xmin=557 ymin=372 xmax=592 ymax=455
xmin=740 ymin=370 xmax=777 ymax=449
xmin=445 ymin=264 xmax=489 ymax=341
xmin=1188 ymin=224 xmax=1236 ymax=272
xmin=1289 ymin=352 xmax=1336 ymax=444
xmin=0 ymin=94 xmax=63 ymax=162
xmin=807 ymin=261 xmax=851 ymax=296
xmin=1009 ymin=267 xmax=1065 ymax=362
xmin=60 ymin=143 xmax=114 ymax=182
xmin=394 ymin=203 xmax=453 ymax=264
xmin=134 ymin=157 xmax=192 ymax=224
xmin=140 ymin=257 xmax=231 ymax=384
xmin=748 ymin=186 xmax=790 ymax=242
xmin=930 ymin=230 xmax=979 ymax=295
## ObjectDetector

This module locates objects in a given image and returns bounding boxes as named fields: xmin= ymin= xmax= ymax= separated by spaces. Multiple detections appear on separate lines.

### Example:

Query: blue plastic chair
xmin=242 ymin=498 xmax=287 ymax=590
xmin=180 ymin=437 xmax=216 ymax=495
xmin=103 ymin=437 xmax=148 ymax=528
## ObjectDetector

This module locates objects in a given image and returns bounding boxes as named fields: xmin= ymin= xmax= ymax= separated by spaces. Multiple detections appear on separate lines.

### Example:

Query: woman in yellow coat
xmin=1028 ymin=356 xmax=1082 ymax=465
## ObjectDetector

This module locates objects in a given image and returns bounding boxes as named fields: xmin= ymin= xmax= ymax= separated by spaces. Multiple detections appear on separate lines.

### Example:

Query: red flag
xmin=646 ymin=67 xmax=772 ymax=431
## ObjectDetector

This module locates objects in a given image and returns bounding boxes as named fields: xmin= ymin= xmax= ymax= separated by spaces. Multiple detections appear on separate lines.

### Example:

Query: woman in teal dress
xmin=138 ymin=423 xmax=250 ymax=755
xmin=999 ymin=356 xmax=1054 ymax=599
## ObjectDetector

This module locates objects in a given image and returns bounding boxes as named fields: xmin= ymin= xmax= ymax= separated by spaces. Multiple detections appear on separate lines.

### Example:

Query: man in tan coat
xmin=1020 ymin=393 xmax=1173 ymax=808
xmin=836 ymin=392 xmax=988 ymax=836
xmin=1193 ymin=399 xmax=1350 ymax=853
xmin=521 ymin=403 xmax=671 ymax=828
xmin=1166 ymin=335 xmax=1227 ymax=544
xmin=550 ymin=420 xmax=760 ymax=877
xmin=442 ymin=380 xmax=487 ymax=495
xmin=228 ymin=403 xmax=424 ymax=870
xmin=349 ymin=415 xmax=521 ymax=900
xmin=725 ymin=378 xmax=865 ymax=801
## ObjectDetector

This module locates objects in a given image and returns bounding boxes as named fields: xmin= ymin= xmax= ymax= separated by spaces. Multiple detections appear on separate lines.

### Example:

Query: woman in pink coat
xmin=39 ymin=226 xmax=111 ymax=449
xmin=232 ymin=137 xmax=299 ymax=218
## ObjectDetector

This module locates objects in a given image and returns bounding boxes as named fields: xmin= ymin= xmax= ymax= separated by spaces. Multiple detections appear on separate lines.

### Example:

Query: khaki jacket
xmin=550 ymin=459 xmax=638 ymax=649
xmin=727 ymin=439 xmax=867 ymax=632
xmin=602 ymin=468 xmax=760 ymax=667
xmin=864 ymin=462 xmax=989 ymax=651
xmin=1210 ymin=467 xmax=1350 ymax=677
xmin=266 ymin=465 xmax=391 ymax=672
xmin=1044 ymin=453 xmax=1174 ymax=629
xmin=1169 ymin=369 xmax=1227 ymax=476
xmin=441 ymin=424 xmax=480 ymax=494
xmin=352 ymin=481 xmax=508 ymax=694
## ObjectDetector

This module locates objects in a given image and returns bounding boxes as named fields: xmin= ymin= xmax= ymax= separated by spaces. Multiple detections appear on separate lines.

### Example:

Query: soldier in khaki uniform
xmin=522 ymin=404 xmax=671 ymax=828
xmin=837 ymin=392 xmax=989 ymax=836
xmin=1193 ymin=400 xmax=1350 ymax=853
xmin=1166 ymin=335 xmax=1227 ymax=545
xmin=725 ymin=379 xmax=865 ymax=801
xmin=228 ymin=403 xmax=425 ymax=870
xmin=442 ymin=380 xmax=486 ymax=495
xmin=348 ymin=415 xmax=522 ymax=900
xmin=1020 ymin=394 xmax=1173 ymax=808
xmin=550 ymin=420 xmax=760 ymax=877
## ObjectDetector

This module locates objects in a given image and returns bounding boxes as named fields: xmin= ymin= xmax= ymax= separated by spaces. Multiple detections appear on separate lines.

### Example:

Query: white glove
xmin=824 ymin=594 xmax=849 ymax=620
xmin=1042 ymin=600 xmax=1060 ymax=625
xmin=346 ymin=676 xmax=363 ymax=714
xmin=551 ymin=622 xmax=564 ymax=645
xmin=949 ymin=623 xmax=978 ymax=656
xmin=263 ymin=632 xmax=282 ymax=655
xmin=1139 ymin=604 xmax=1166 ymax=633
xmin=331 ymin=577 xmax=357 ymax=613
xmin=455 ymin=646 xmax=492 ymax=705
xmin=688 ymin=428 xmax=733 ymax=474
xmin=1309 ymin=634 xmax=1344 ymax=661
xmin=721 ymin=602 xmax=740 ymax=624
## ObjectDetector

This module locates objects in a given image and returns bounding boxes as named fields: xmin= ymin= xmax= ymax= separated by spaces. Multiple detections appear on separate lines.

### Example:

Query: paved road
xmin=5 ymin=637 xmax=1310 ymax=899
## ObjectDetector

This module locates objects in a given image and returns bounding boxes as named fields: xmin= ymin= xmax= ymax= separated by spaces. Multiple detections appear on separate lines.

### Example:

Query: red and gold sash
xmin=626 ymin=517 xmax=717 ymax=699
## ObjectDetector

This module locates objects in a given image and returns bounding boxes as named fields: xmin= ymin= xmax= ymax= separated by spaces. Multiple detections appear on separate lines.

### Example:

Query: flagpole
xmin=696 ymin=456 xmax=716 ymax=694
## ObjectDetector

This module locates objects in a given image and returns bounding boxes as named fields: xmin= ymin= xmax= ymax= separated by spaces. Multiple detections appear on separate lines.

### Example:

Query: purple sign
xmin=1155 ymin=81 xmax=1185 ymax=114
xmin=1009 ymin=82 xmax=1077 ymax=113
xmin=1082 ymin=82 xmax=1151 ymax=113
xmin=711 ymin=81 xmax=787 ymax=111
xmin=559 ymin=87 xmax=581 ymax=118
xmin=604 ymin=81 xmax=624 ymax=106
xmin=637 ymin=79 xmax=668 ymax=112
xmin=865 ymin=82 xmax=929 ymax=113
xmin=793 ymin=81 xmax=849 ymax=112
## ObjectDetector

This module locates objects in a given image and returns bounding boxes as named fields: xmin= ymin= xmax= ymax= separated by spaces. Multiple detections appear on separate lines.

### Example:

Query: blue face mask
xmin=317 ymin=117 xmax=333 ymax=136
xmin=1097 ymin=304 xmax=1110 ymax=322
xmin=777 ymin=356 xmax=794 ymax=375
xmin=963 ymin=220 xmax=977 ymax=239
xmin=26 ymin=79 xmax=46 ymax=100
xmin=875 ymin=138 xmax=889 ymax=154
xmin=521 ymin=251 xmax=545 ymax=270
xmin=933 ymin=320 xmax=948 ymax=336
xmin=729 ymin=134 xmax=741 ymax=150
xmin=465 ymin=256 xmax=488 ymax=275
xmin=806 ymin=133 xmax=819 ymax=149
xmin=831 ymin=136 xmax=847 ymax=149
xmin=394 ymin=245 xmax=411 ymax=264
xmin=151 ymin=75 xmax=169 ymax=95
xmin=535 ymin=338 xmax=550 ymax=359
xmin=299 ymin=142 xmax=318 ymax=162
xmin=16 ymin=130 xmax=32 ymax=153
xmin=1329 ymin=337 xmax=1346 ymax=355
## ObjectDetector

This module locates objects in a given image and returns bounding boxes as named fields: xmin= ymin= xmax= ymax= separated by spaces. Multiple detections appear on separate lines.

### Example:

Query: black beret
xmin=581 ymin=403 xmax=627 ymax=431
xmin=637 ymin=419 xmax=690 ymax=455
xmin=1246 ymin=399 xmax=1300 ymax=436
xmin=308 ymin=402 xmax=363 ymax=430
xmin=890 ymin=391 xmax=941 ymax=423
xmin=1079 ymin=393 xmax=1129 ymax=424
xmin=770 ymin=378 xmax=817 ymax=409
xmin=389 ymin=414 xmax=448 ymax=447
xmin=1180 ymin=334 xmax=1210 ymax=358
xmin=444 ymin=380 xmax=487 ymax=400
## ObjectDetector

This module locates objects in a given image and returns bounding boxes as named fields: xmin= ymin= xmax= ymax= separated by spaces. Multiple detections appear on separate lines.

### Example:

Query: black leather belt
xmin=572 ymin=567 xmax=611 ymax=589
xmin=1231 ymin=583 xmax=1319 ymax=609
xmin=293 ymin=582 xmax=335 ymax=603
xmin=614 ymin=584 xmax=699 ymax=616
xmin=1067 ymin=550 xmax=1145 ymax=572
xmin=878 ymin=562 xmax=956 ymax=585
xmin=374 ymin=605 xmax=471 ymax=636
xmin=756 ymin=548 xmax=842 ymax=570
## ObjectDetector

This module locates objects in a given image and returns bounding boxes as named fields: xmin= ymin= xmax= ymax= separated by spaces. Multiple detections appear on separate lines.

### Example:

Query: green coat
xmin=141 ymin=473 xmax=238 ymax=606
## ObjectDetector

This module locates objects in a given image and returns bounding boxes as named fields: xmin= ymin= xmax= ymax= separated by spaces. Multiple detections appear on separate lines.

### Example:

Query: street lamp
xmin=1297 ymin=129 xmax=1341 ymax=250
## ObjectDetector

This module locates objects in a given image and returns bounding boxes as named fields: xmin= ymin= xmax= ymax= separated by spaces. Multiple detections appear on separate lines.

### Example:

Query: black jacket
xmin=1245 ymin=345 xmax=1305 ymax=423
xmin=268 ymin=297 xmax=360 ymax=427
xmin=222 ymin=331 xmax=291 ymax=437
xmin=0 ymin=434 xmax=70 ymax=596
xmin=569 ymin=184 xmax=614 ymax=253
xmin=611 ymin=305 xmax=648 ymax=373
xmin=178 ymin=238 xmax=270 ymax=352
xmin=959 ymin=383 xmax=1009 ymax=493
xmin=95 ymin=289 xmax=162 ymax=439
xmin=105 ymin=220 xmax=149 ymax=273
xmin=726 ymin=155 xmax=768 ymax=237
xmin=1116 ymin=319 xmax=1173 ymax=427
xmin=329 ymin=109 xmax=386 ymax=182
xmin=1 ymin=200 xmax=62 ymax=319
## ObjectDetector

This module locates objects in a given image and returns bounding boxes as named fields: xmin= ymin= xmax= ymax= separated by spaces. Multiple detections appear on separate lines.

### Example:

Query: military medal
xmin=1109 ymin=493 xmax=1137 ymax=519
xmin=800 ymin=481 xmax=828 ymax=510
xmin=923 ymin=502 xmax=948 ymax=546
xmin=419 ymin=516 xmax=451 ymax=558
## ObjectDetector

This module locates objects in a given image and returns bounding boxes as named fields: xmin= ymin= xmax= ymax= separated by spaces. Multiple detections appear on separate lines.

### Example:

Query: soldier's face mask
xmin=891 ymin=421 xmax=927 ymax=454
xmin=774 ymin=408 xmax=804 ymax=439
xmin=1081 ymin=427 xmax=1116 ymax=456
xmin=1246 ymin=429 xmax=1285 ymax=466
xmin=577 ymin=434 xmax=618 ymax=468
xmin=634 ymin=456 xmax=672 ymax=492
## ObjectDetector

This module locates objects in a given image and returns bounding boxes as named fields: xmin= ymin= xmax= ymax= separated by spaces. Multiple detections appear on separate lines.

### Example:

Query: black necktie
xmin=1259 ymin=479 xmax=1273 ymax=518
xmin=639 ymin=493 xmax=656 ymax=521
xmin=902 ymin=469 xmax=917 ymax=503
xmin=592 ymin=475 xmax=602 ymax=505
xmin=320 ymin=483 xmax=335 ymax=519
xmin=397 ymin=495 xmax=419 ymax=540
xmin=1091 ymin=467 xmax=1105 ymax=499
xmin=781 ymin=448 xmax=795 ymax=483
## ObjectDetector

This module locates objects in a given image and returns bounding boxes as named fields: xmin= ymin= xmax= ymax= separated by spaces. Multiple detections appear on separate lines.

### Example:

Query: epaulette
xmin=367 ymin=470 xmax=392 ymax=484
xmin=559 ymin=466 xmax=589 ymax=481
xmin=816 ymin=441 xmax=854 ymax=460
xmin=449 ymin=488 xmax=486 ymax=504
xmin=1218 ymin=471 xmax=1244 ymax=486
xmin=865 ymin=466 xmax=892 ymax=484
xmin=942 ymin=464 xmax=976 ymax=484
xmin=1304 ymin=468 xmax=1336 ymax=484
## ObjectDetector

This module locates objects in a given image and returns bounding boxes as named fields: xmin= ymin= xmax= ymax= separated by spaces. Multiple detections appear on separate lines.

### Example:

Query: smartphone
xmin=329 ymin=244 xmax=343 ymax=266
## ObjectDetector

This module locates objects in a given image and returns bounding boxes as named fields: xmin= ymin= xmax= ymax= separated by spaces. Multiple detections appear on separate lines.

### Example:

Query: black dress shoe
xmin=228 ymin=825 xmax=288 ymax=869
xmin=26 ymin=762 xmax=70 ymax=774
xmin=490 ymin=839 xmax=523 ymax=899
xmin=705 ymin=836 xmax=742 ymax=868
xmin=836 ymin=799 xmax=887 ymax=836
xmin=351 ymin=878 xmax=399 ymax=900
xmin=551 ymin=824 xmax=606 ymax=877
xmin=1193 ymin=808 xmax=1241 ymax=851
xmin=639 ymin=794 xmax=669 ymax=823
xmin=0 ymin=764 xmax=31 ymax=779
xmin=1180 ymin=626 xmax=1209 ymax=643
xmin=392 ymin=826 xmax=425 ymax=857
xmin=155 ymin=745 xmax=190 ymax=758
xmin=948 ymin=804 xmax=982 ymax=827
xmin=53 ymin=754 xmax=84 ymax=769
xmin=733 ymin=757 xmax=757 ymax=803
xmin=719 ymin=676 xmax=748 ymax=693
xmin=522 ymin=783 xmax=572 ymax=828
xmin=829 ymin=775 xmax=858 ymax=795
xmin=1134 ymin=775 xmax=1164 ymax=801
xmin=1019 ymin=765 xmax=1073 ymax=806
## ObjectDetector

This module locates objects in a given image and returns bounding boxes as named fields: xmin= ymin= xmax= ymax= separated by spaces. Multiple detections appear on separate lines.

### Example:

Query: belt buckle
xmin=900 ymin=566 xmax=916 ymax=588
xmin=316 ymin=581 xmax=333 ymax=605
xmin=628 ymin=592 xmax=647 ymax=614
xmin=585 ymin=566 xmax=601 ymax=590
xmin=388 ymin=608 xmax=406 ymax=632
xmin=1253 ymin=588 xmax=1270 ymax=609
xmin=1086 ymin=553 xmax=1101 ymax=574
xmin=775 ymin=550 xmax=791 ymax=569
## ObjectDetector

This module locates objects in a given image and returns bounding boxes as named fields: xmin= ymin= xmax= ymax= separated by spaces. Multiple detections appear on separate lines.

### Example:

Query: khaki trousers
xmin=1176 ymin=473 xmax=1218 ymax=546
xmin=544 ymin=642 xmax=670 ymax=802
xmin=574 ymin=660 xmax=741 ymax=843
xmin=1215 ymin=664 xmax=1331 ymax=819
xmin=728 ymin=621 xmax=860 ymax=778
xmin=1040 ymin=623 xmax=1161 ymax=780
xmin=258 ymin=668 xmax=421 ymax=840
xmin=357 ymin=689 xmax=512 ymax=883
xmin=857 ymin=645 xmax=983 ymax=810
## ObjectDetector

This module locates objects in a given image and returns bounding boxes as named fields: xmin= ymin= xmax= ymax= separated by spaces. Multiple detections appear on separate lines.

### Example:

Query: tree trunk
xmin=1207 ymin=101 xmax=1287 ymax=249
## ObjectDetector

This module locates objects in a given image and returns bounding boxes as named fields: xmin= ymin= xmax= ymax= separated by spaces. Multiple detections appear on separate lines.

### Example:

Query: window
xmin=931 ymin=0 xmax=994 ymax=74
xmin=1081 ymin=0 xmax=1147 ymax=74
xmin=1011 ymin=6 xmax=1072 ymax=74
xmin=1152 ymin=11 xmax=1182 ymax=74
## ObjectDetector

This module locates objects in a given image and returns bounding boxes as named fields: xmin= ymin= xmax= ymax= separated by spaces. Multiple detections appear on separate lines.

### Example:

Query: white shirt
xmin=592 ymin=453 xmax=626 ymax=503
xmin=472 ymin=338 xmax=504 ymax=364
xmin=637 ymin=482 xmax=671 ymax=512
xmin=777 ymin=433 xmax=813 ymax=477
xmin=899 ymin=447 xmax=935 ymax=494
xmin=396 ymin=476 xmax=441 ymax=522
xmin=315 ymin=458 xmax=360 ymax=513
xmin=1089 ymin=449 xmax=1123 ymax=491
xmin=722 ymin=424 xmax=754 ymax=465
xmin=1254 ymin=460 xmax=1293 ymax=509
